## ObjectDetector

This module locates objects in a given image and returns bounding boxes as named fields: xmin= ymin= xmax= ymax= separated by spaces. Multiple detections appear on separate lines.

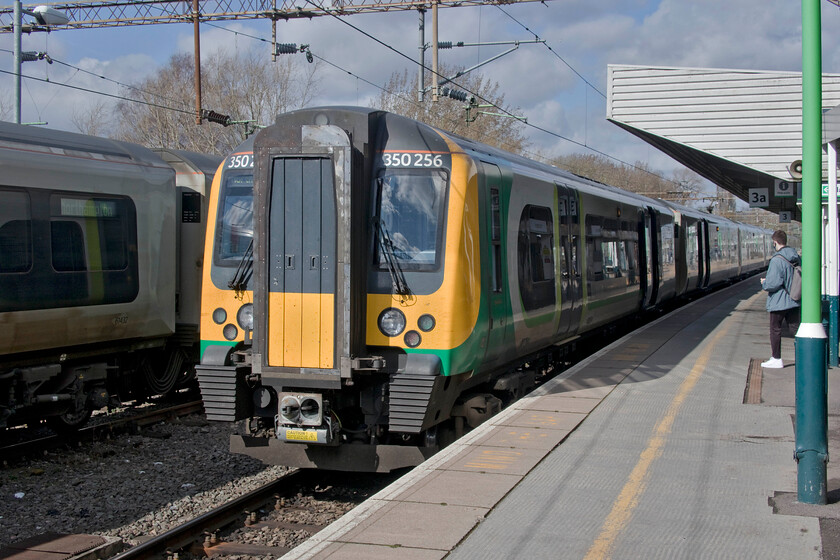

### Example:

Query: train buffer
xmin=283 ymin=276 xmax=840 ymax=560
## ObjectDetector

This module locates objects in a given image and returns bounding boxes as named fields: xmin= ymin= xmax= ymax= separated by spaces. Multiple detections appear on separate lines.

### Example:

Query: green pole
xmin=796 ymin=0 xmax=828 ymax=505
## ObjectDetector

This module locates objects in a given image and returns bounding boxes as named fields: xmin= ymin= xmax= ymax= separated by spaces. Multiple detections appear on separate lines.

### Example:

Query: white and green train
xmin=197 ymin=107 xmax=771 ymax=472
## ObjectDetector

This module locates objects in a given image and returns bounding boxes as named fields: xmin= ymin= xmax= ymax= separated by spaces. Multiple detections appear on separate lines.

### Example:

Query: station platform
xmin=283 ymin=277 xmax=840 ymax=560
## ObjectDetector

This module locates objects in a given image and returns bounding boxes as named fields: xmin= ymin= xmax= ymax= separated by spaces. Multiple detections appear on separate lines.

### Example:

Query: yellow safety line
xmin=583 ymin=323 xmax=731 ymax=560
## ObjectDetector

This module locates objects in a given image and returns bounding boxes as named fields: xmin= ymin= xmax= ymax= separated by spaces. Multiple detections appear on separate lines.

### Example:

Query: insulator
xmin=20 ymin=51 xmax=41 ymax=62
xmin=275 ymin=43 xmax=298 ymax=55
xmin=203 ymin=110 xmax=231 ymax=126
xmin=441 ymin=87 xmax=468 ymax=102
xmin=437 ymin=41 xmax=452 ymax=49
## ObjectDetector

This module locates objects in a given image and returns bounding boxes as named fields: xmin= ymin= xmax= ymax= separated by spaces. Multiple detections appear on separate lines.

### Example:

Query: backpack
xmin=775 ymin=254 xmax=802 ymax=301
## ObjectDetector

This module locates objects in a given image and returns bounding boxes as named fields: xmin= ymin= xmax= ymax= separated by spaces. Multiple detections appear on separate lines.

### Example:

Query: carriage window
xmin=50 ymin=195 xmax=130 ymax=272
xmin=0 ymin=189 xmax=31 ymax=273
xmin=216 ymin=172 xmax=254 ymax=266
xmin=517 ymin=205 xmax=555 ymax=311
xmin=376 ymin=169 xmax=448 ymax=271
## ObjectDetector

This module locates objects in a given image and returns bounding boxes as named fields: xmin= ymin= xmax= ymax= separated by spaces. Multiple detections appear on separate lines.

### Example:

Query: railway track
xmin=110 ymin=469 xmax=400 ymax=559
xmin=0 ymin=398 xmax=205 ymax=465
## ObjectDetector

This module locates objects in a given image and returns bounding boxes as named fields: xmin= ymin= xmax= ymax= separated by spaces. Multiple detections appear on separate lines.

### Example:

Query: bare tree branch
xmin=114 ymin=49 xmax=321 ymax=154
xmin=371 ymin=66 xmax=529 ymax=154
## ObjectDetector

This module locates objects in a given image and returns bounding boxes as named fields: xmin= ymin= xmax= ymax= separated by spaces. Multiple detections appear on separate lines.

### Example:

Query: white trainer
xmin=761 ymin=358 xmax=784 ymax=369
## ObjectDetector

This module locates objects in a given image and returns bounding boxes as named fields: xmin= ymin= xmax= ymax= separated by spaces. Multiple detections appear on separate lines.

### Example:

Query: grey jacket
xmin=763 ymin=245 xmax=801 ymax=312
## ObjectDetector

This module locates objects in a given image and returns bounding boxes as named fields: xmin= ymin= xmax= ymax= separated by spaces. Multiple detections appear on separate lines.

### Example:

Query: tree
xmin=114 ymin=48 xmax=319 ymax=154
xmin=72 ymin=100 xmax=111 ymax=137
xmin=551 ymin=153 xmax=713 ymax=208
xmin=0 ymin=92 xmax=11 ymax=122
xmin=372 ymin=65 xmax=529 ymax=154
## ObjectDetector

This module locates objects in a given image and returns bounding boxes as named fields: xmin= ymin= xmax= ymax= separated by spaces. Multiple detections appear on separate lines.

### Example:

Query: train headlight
xmin=212 ymin=308 xmax=227 ymax=324
xmin=418 ymin=314 xmax=436 ymax=332
xmin=237 ymin=303 xmax=254 ymax=331
xmin=223 ymin=324 xmax=238 ymax=340
xmin=404 ymin=330 xmax=422 ymax=348
xmin=378 ymin=308 xmax=406 ymax=337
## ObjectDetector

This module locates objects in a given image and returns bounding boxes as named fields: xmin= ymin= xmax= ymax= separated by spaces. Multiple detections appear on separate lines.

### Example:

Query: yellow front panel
xmin=283 ymin=292 xmax=302 ymax=366
xmin=267 ymin=292 xmax=286 ymax=366
xmin=320 ymin=294 xmax=335 ymax=368
xmin=367 ymin=146 xmax=482 ymax=351
xmin=268 ymin=292 xmax=334 ymax=368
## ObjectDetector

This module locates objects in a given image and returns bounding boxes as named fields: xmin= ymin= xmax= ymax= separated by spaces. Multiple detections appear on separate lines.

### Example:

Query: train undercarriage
xmin=219 ymin=339 xmax=589 ymax=473
xmin=1 ymin=337 xmax=197 ymax=431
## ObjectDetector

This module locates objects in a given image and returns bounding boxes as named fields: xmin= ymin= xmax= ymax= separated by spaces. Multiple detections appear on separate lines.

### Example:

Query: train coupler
xmin=275 ymin=416 xmax=339 ymax=445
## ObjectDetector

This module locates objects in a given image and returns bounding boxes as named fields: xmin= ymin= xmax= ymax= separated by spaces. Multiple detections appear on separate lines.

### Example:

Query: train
xmin=0 ymin=122 xmax=221 ymax=431
xmin=194 ymin=107 xmax=773 ymax=473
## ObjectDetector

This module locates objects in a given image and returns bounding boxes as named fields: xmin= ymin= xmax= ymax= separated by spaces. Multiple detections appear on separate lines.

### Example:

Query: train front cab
xmin=196 ymin=138 xmax=256 ymax=422
xmin=214 ymin=109 xmax=465 ymax=472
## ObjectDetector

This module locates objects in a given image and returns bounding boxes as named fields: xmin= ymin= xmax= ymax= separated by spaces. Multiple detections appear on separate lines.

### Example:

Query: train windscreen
xmin=375 ymin=169 xmax=447 ymax=271
xmin=215 ymin=172 xmax=253 ymax=267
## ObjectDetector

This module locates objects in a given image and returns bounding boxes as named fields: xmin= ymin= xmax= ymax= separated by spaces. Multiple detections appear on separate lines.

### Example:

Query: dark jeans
xmin=770 ymin=307 xmax=801 ymax=359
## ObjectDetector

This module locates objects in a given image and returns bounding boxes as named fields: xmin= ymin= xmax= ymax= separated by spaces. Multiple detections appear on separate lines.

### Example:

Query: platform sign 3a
xmin=749 ymin=188 xmax=769 ymax=207
xmin=775 ymin=179 xmax=798 ymax=198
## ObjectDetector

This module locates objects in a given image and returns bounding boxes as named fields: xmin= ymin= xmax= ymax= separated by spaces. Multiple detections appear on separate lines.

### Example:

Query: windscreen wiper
xmin=228 ymin=238 xmax=254 ymax=292
xmin=376 ymin=220 xmax=412 ymax=298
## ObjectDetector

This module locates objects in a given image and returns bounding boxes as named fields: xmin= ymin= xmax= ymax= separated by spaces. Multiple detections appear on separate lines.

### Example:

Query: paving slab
xmin=313 ymin=542 xmax=447 ymax=560
xmin=340 ymin=501 xmax=487 ymax=550
xmin=473 ymin=424 xmax=571 ymax=450
xmin=391 ymin=469 xmax=521 ymax=508
xmin=437 ymin=445 xmax=548 ymax=475
xmin=522 ymin=393 xmax=602 ymax=413
xmin=491 ymin=408 xmax=586 ymax=431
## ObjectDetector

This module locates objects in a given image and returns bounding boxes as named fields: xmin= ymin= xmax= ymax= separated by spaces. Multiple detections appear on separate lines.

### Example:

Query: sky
xmin=2 ymin=0 xmax=840 ymax=177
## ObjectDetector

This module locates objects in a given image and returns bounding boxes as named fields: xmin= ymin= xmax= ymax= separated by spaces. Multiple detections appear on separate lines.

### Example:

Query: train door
xmin=694 ymin=221 xmax=705 ymax=289
xmin=700 ymin=220 xmax=711 ymax=288
xmin=266 ymin=157 xmax=337 ymax=369
xmin=641 ymin=208 xmax=659 ymax=307
xmin=482 ymin=163 xmax=509 ymax=354
xmin=556 ymin=183 xmax=583 ymax=338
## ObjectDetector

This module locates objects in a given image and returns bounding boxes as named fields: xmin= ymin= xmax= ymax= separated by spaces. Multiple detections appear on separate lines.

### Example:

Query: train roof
xmin=153 ymin=148 xmax=223 ymax=176
xmin=261 ymin=107 xmax=769 ymax=233
xmin=0 ymin=121 xmax=170 ymax=169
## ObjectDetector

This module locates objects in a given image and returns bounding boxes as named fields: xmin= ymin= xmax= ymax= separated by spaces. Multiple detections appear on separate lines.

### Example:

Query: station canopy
xmin=606 ymin=64 xmax=840 ymax=222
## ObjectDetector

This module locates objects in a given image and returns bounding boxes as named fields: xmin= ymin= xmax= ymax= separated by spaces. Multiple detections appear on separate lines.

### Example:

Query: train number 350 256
xmin=382 ymin=152 xmax=444 ymax=168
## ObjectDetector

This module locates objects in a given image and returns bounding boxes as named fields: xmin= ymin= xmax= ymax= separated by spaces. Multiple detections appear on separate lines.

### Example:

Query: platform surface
xmin=284 ymin=277 xmax=840 ymax=560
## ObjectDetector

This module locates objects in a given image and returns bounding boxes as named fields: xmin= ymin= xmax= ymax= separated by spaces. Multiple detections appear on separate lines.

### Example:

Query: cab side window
xmin=517 ymin=205 xmax=556 ymax=311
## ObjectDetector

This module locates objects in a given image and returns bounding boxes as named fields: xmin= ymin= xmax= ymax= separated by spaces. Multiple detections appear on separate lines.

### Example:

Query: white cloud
xmin=1 ymin=0 xmax=838 ymax=179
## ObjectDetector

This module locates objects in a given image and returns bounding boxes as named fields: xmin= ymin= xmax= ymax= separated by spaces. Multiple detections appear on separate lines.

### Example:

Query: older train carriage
xmin=197 ymin=107 xmax=768 ymax=472
xmin=0 ymin=123 xmax=220 ymax=429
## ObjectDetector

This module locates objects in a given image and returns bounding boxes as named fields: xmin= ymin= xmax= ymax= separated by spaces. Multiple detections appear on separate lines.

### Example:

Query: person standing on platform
xmin=760 ymin=230 xmax=801 ymax=368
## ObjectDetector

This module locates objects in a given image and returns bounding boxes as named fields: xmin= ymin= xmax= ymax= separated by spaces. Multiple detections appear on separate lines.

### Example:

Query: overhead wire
xmin=495 ymin=5 xmax=606 ymax=99
xmin=0 ymin=67 xmax=197 ymax=117
xmin=304 ymin=0 xmax=685 ymax=188
xmin=0 ymin=46 xmax=192 ymax=110
xmin=3 ymin=4 xmax=682 ymax=189
xmin=198 ymin=18 xmax=471 ymax=132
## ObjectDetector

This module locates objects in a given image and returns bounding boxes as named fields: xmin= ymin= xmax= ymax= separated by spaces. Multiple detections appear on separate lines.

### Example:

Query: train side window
xmin=0 ymin=189 xmax=32 ymax=273
xmin=517 ymin=204 xmax=555 ymax=311
xmin=490 ymin=188 xmax=502 ymax=293
xmin=51 ymin=221 xmax=87 ymax=271
xmin=50 ymin=195 xmax=130 ymax=272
